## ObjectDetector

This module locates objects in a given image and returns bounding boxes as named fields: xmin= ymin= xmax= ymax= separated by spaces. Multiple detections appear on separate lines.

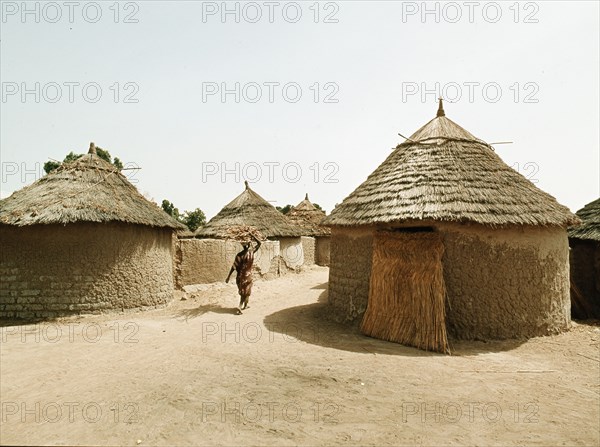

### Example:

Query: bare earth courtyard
xmin=1 ymin=267 xmax=598 ymax=446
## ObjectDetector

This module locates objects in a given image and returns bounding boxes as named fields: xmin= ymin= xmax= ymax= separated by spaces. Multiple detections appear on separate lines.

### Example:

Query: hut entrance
xmin=360 ymin=231 xmax=450 ymax=354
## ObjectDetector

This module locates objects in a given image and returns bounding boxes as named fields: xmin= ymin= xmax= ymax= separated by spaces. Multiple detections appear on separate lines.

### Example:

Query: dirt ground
xmin=1 ymin=266 xmax=599 ymax=446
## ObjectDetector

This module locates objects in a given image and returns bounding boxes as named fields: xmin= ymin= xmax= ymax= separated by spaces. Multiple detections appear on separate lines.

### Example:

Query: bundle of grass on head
xmin=225 ymin=225 xmax=266 ymax=244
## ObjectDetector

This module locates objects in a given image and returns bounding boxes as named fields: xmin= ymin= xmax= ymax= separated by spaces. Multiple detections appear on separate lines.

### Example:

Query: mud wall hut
xmin=323 ymin=101 xmax=579 ymax=352
xmin=177 ymin=182 xmax=303 ymax=287
xmin=286 ymin=194 xmax=331 ymax=266
xmin=569 ymin=198 xmax=600 ymax=319
xmin=0 ymin=143 xmax=183 ymax=319
xmin=175 ymin=238 xmax=280 ymax=287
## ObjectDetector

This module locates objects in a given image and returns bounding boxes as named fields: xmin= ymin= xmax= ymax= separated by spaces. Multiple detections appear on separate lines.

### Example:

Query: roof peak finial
xmin=244 ymin=180 xmax=249 ymax=190
xmin=437 ymin=97 xmax=445 ymax=117
xmin=88 ymin=142 xmax=97 ymax=155
xmin=305 ymin=193 xmax=309 ymax=200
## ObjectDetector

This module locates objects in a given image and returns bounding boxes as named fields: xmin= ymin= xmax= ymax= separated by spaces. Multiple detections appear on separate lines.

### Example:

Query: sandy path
xmin=1 ymin=266 xmax=598 ymax=446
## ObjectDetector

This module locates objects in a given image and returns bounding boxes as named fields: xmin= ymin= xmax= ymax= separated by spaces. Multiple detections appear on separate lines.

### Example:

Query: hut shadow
xmin=264 ymin=291 xmax=437 ymax=357
xmin=264 ymin=290 xmax=527 ymax=356
xmin=174 ymin=304 xmax=238 ymax=321
xmin=0 ymin=317 xmax=51 ymax=327
xmin=311 ymin=282 xmax=328 ymax=290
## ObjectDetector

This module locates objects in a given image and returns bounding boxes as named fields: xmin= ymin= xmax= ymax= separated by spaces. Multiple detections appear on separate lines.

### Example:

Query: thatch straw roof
xmin=0 ymin=143 xmax=183 ymax=229
xmin=177 ymin=228 xmax=196 ymax=239
xmin=286 ymin=194 xmax=331 ymax=237
xmin=324 ymin=100 xmax=578 ymax=228
xmin=195 ymin=182 xmax=302 ymax=238
xmin=569 ymin=198 xmax=600 ymax=241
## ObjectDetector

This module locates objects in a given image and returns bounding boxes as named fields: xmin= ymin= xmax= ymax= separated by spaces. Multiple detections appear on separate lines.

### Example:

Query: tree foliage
xmin=161 ymin=200 xmax=180 ymax=219
xmin=277 ymin=203 xmax=324 ymax=214
xmin=44 ymin=147 xmax=123 ymax=174
xmin=161 ymin=200 xmax=206 ymax=232
xmin=43 ymin=160 xmax=61 ymax=174
xmin=276 ymin=204 xmax=293 ymax=215
xmin=182 ymin=208 xmax=206 ymax=232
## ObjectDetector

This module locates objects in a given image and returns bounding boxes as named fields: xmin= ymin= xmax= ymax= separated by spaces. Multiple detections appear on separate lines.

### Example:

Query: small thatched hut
xmin=286 ymin=194 xmax=331 ymax=266
xmin=323 ymin=101 xmax=579 ymax=353
xmin=569 ymin=198 xmax=600 ymax=319
xmin=0 ymin=143 xmax=183 ymax=319
xmin=177 ymin=182 xmax=303 ymax=285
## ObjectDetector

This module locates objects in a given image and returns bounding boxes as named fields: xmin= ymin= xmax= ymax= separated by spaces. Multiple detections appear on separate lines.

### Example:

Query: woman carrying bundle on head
xmin=225 ymin=229 xmax=262 ymax=314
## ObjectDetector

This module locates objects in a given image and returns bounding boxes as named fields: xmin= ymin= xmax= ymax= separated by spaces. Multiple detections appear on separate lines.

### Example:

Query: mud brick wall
xmin=279 ymin=237 xmax=304 ymax=270
xmin=0 ymin=222 xmax=175 ymax=319
xmin=315 ymin=237 xmax=330 ymax=266
xmin=326 ymin=222 xmax=571 ymax=340
xmin=301 ymin=236 xmax=315 ymax=266
xmin=440 ymin=222 xmax=571 ymax=339
xmin=176 ymin=239 xmax=280 ymax=287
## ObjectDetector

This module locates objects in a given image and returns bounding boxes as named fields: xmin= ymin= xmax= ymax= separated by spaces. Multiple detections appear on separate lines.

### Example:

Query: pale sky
xmin=1 ymin=0 xmax=598 ymax=219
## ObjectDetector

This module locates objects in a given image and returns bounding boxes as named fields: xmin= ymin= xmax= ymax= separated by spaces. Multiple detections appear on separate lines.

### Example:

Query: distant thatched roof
xmin=286 ymin=194 xmax=330 ymax=237
xmin=177 ymin=228 xmax=196 ymax=239
xmin=0 ymin=143 xmax=183 ymax=229
xmin=324 ymin=101 xmax=578 ymax=228
xmin=196 ymin=182 xmax=302 ymax=238
xmin=569 ymin=198 xmax=600 ymax=241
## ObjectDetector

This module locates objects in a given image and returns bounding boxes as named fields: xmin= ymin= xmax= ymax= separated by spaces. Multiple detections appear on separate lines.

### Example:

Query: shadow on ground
xmin=0 ymin=318 xmax=50 ymax=327
xmin=264 ymin=290 xmax=528 ymax=357
xmin=173 ymin=304 xmax=238 ymax=321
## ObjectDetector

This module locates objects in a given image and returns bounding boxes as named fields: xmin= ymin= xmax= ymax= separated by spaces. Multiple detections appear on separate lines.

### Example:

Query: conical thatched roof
xmin=0 ymin=143 xmax=183 ymax=229
xmin=324 ymin=101 xmax=578 ymax=228
xmin=196 ymin=182 xmax=302 ymax=238
xmin=569 ymin=198 xmax=600 ymax=241
xmin=286 ymin=194 xmax=330 ymax=237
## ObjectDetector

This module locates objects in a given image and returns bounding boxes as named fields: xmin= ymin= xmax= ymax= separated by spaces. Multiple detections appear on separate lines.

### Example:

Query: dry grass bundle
xmin=360 ymin=231 xmax=450 ymax=354
xmin=324 ymin=110 xmax=577 ymax=228
xmin=225 ymin=225 xmax=266 ymax=243
xmin=0 ymin=150 xmax=183 ymax=229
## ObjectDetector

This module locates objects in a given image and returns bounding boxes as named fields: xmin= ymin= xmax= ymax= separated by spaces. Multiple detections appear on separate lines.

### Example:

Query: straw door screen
xmin=360 ymin=231 xmax=450 ymax=354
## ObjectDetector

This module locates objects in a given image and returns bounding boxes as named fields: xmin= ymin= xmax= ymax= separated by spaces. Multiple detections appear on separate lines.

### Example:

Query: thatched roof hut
xmin=196 ymin=181 xmax=302 ymax=239
xmin=286 ymin=194 xmax=331 ymax=237
xmin=185 ymin=182 xmax=304 ymax=282
xmin=286 ymin=194 xmax=331 ymax=266
xmin=0 ymin=146 xmax=182 ymax=229
xmin=568 ymin=198 xmax=600 ymax=318
xmin=0 ymin=143 xmax=182 ymax=319
xmin=569 ymin=198 xmax=600 ymax=241
xmin=323 ymin=101 xmax=578 ymax=353
xmin=325 ymin=101 xmax=575 ymax=227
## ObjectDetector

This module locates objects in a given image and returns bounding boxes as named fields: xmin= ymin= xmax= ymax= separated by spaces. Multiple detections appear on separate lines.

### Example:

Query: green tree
xmin=182 ymin=208 xmax=206 ymax=232
xmin=161 ymin=200 xmax=206 ymax=232
xmin=313 ymin=203 xmax=324 ymax=212
xmin=276 ymin=204 xmax=293 ymax=215
xmin=113 ymin=157 xmax=124 ymax=170
xmin=63 ymin=151 xmax=82 ymax=164
xmin=161 ymin=200 xmax=180 ymax=220
xmin=43 ymin=160 xmax=61 ymax=174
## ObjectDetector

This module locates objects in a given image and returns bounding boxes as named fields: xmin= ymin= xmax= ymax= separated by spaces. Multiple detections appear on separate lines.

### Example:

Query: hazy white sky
xmin=1 ymin=0 xmax=598 ymax=219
